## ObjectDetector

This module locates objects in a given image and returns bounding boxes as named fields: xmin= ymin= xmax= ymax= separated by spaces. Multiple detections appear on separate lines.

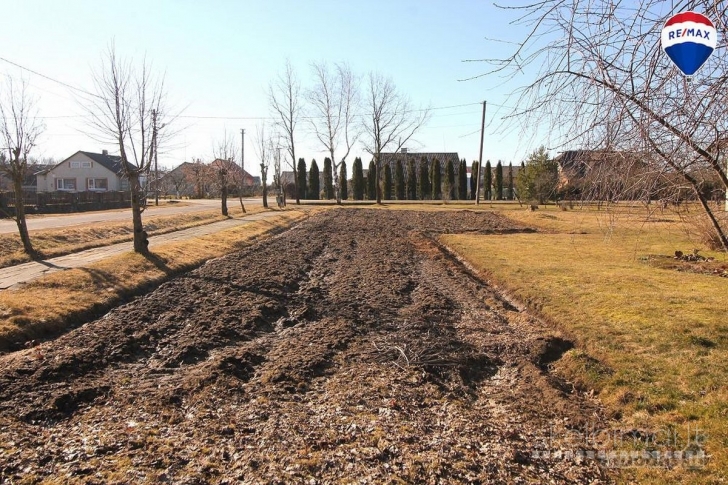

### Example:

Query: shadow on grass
xmin=143 ymin=251 xmax=174 ymax=276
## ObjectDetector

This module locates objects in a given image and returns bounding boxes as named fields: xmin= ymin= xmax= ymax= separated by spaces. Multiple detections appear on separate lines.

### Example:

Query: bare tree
xmin=211 ymin=130 xmax=241 ymax=217
xmin=164 ymin=167 xmax=193 ymax=198
xmin=307 ymin=62 xmax=361 ymax=204
xmin=254 ymin=125 xmax=274 ymax=209
xmin=363 ymin=72 xmax=429 ymax=204
xmin=269 ymin=60 xmax=302 ymax=204
xmin=468 ymin=1 xmax=728 ymax=250
xmin=0 ymin=78 xmax=44 ymax=257
xmin=184 ymin=158 xmax=212 ymax=199
xmin=85 ymin=45 xmax=168 ymax=253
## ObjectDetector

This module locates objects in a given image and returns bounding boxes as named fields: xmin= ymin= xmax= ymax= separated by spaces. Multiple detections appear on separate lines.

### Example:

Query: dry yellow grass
xmin=0 ymin=204 xmax=265 ymax=268
xmin=0 ymin=209 xmax=307 ymax=351
xmin=441 ymin=204 xmax=728 ymax=484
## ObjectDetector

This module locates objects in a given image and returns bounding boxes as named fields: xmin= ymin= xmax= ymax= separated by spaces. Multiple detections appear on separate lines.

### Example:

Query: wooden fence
xmin=0 ymin=191 xmax=131 ymax=217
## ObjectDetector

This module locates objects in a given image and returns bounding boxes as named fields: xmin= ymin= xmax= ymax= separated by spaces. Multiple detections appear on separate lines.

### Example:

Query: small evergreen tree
xmin=340 ymin=160 xmax=348 ymax=200
xmin=366 ymin=159 xmax=376 ymax=200
xmin=431 ymin=158 xmax=442 ymax=200
xmin=407 ymin=159 xmax=417 ymax=200
xmin=297 ymin=158 xmax=307 ymax=200
xmin=516 ymin=146 xmax=559 ymax=204
xmin=352 ymin=157 xmax=364 ymax=200
xmin=383 ymin=164 xmax=392 ymax=200
xmin=418 ymin=159 xmax=430 ymax=200
xmin=458 ymin=160 xmax=468 ymax=200
xmin=507 ymin=162 xmax=514 ymax=200
xmin=323 ymin=157 xmax=334 ymax=199
xmin=484 ymin=160 xmax=492 ymax=200
xmin=495 ymin=160 xmax=503 ymax=200
xmin=470 ymin=161 xmax=478 ymax=200
xmin=308 ymin=159 xmax=320 ymax=199
xmin=445 ymin=159 xmax=456 ymax=200
xmin=394 ymin=160 xmax=405 ymax=200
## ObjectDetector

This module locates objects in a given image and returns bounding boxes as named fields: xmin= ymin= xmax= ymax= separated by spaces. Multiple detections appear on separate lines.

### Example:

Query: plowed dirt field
xmin=0 ymin=209 xmax=610 ymax=484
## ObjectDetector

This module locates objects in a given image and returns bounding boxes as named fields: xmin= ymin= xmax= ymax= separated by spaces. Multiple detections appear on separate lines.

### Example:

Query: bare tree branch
xmin=0 ymin=77 xmax=44 ymax=256
xmin=306 ymin=62 xmax=361 ymax=203
xmin=269 ymin=60 xmax=302 ymax=204
xmin=471 ymin=0 xmax=728 ymax=249
xmin=363 ymin=72 xmax=430 ymax=204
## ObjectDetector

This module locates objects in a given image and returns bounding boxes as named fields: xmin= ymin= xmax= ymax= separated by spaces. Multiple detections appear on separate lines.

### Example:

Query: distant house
xmin=554 ymin=149 xmax=651 ymax=199
xmin=36 ymin=150 xmax=137 ymax=193
xmin=155 ymin=160 xmax=258 ymax=198
xmin=208 ymin=159 xmax=257 ymax=187
xmin=0 ymin=162 xmax=53 ymax=192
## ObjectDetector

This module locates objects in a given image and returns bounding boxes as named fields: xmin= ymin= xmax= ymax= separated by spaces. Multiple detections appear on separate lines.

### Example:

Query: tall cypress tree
xmin=366 ymin=160 xmax=377 ymax=200
xmin=445 ymin=159 xmax=456 ymax=200
xmin=431 ymin=158 xmax=442 ymax=200
xmin=352 ymin=157 xmax=364 ymax=200
xmin=308 ymin=159 xmax=320 ymax=199
xmin=470 ymin=161 xmax=478 ymax=200
xmin=383 ymin=164 xmax=392 ymax=200
xmin=518 ymin=161 xmax=525 ymax=200
xmin=484 ymin=160 xmax=492 ymax=201
xmin=394 ymin=160 xmax=405 ymax=200
xmin=495 ymin=160 xmax=503 ymax=200
xmin=507 ymin=162 xmax=514 ymax=200
xmin=323 ymin=157 xmax=334 ymax=199
xmin=407 ymin=159 xmax=417 ymax=200
xmin=418 ymin=159 xmax=430 ymax=200
xmin=297 ymin=158 xmax=307 ymax=200
xmin=458 ymin=160 xmax=468 ymax=200
xmin=340 ymin=160 xmax=348 ymax=201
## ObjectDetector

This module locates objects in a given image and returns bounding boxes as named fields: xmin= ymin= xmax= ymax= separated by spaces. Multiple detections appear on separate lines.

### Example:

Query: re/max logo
xmin=668 ymin=28 xmax=712 ymax=40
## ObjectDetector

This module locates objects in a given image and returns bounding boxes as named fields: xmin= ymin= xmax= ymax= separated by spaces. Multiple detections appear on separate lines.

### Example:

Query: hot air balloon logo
xmin=661 ymin=12 xmax=717 ymax=76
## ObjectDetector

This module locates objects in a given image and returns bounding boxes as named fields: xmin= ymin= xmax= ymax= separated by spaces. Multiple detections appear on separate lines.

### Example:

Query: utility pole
xmin=152 ymin=109 xmax=159 ymax=206
xmin=475 ymin=101 xmax=486 ymax=205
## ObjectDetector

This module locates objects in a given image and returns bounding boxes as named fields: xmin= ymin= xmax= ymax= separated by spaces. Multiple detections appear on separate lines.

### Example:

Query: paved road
xmin=0 ymin=210 xmax=284 ymax=290
xmin=0 ymin=198 xmax=264 ymax=234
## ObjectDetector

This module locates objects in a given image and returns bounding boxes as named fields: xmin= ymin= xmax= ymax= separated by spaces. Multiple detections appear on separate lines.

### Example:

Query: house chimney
xmin=102 ymin=149 xmax=108 ymax=156
xmin=401 ymin=148 xmax=408 ymax=154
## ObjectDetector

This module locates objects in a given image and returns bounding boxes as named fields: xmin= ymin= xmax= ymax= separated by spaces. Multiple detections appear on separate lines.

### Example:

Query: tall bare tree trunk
xmin=129 ymin=173 xmax=148 ymax=254
xmin=12 ymin=176 xmax=35 ymax=257
xmin=262 ymin=181 xmax=268 ymax=209
xmin=221 ymin=186 xmax=229 ymax=216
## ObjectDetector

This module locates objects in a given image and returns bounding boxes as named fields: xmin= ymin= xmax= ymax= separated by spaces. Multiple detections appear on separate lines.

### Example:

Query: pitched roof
xmin=209 ymin=159 xmax=256 ymax=179
xmin=78 ymin=151 xmax=127 ymax=174
xmin=554 ymin=150 xmax=648 ymax=181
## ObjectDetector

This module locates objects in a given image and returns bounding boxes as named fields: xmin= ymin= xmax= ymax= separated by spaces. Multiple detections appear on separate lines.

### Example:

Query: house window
xmin=87 ymin=178 xmax=108 ymax=191
xmin=56 ymin=178 xmax=76 ymax=191
xmin=70 ymin=161 xmax=92 ymax=169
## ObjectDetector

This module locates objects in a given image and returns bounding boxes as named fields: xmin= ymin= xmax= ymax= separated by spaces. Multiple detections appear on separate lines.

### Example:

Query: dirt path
xmin=0 ymin=211 xmax=285 ymax=290
xmin=0 ymin=209 xmax=610 ymax=484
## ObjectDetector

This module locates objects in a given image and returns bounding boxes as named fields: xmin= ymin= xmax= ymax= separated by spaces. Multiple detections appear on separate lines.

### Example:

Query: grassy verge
xmin=0 ymin=209 xmax=307 ymax=352
xmin=0 ymin=205 xmax=265 ymax=269
xmin=441 ymin=205 xmax=728 ymax=483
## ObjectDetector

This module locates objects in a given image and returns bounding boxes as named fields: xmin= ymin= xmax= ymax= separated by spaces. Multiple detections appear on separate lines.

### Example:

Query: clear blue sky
xmin=0 ymin=0 xmax=547 ymax=175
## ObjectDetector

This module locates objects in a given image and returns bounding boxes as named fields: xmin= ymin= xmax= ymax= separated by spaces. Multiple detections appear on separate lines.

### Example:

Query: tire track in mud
xmin=0 ymin=209 xmax=610 ymax=484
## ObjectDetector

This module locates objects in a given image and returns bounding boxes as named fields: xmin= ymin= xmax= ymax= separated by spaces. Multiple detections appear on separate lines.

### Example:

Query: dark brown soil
xmin=0 ymin=209 xmax=611 ymax=484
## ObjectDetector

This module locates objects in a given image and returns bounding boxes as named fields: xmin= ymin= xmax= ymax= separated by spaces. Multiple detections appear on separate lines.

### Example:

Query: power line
xmin=0 ymin=56 xmax=101 ymax=99
xmin=459 ymin=129 xmax=481 ymax=138
xmin=0 ymin=57 xmax=500 ymax=127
